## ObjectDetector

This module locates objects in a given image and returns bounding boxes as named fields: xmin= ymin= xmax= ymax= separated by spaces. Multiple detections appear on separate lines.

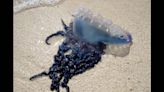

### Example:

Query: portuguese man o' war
xmin=29 ymin=8 xmax=133 ymax=92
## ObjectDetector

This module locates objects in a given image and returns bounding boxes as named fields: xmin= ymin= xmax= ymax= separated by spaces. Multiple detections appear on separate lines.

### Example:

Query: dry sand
xmin=14 ymin=0 xmax=151 ymax=92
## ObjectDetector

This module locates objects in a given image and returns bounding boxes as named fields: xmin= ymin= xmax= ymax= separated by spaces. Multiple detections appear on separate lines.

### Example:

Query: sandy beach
xmin=14 ymin=0 xmax=151 ymax=92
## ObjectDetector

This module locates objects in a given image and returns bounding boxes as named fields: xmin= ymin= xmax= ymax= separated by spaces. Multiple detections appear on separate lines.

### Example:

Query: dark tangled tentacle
xmin=61 ymin=19 xmax=69 ymax=31
xmin=45 ymin=31 xmax=65 ymax=45
xmin=45 ymin=19 xmax=69 ymax=45
xmin=30 ymin=71 xmax=49 ymax=81
xmin=30 ymin=20 xmax=106 ymax=92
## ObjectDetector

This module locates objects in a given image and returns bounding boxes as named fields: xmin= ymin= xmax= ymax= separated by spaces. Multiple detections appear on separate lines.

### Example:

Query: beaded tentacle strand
xmin=30 ymin=19 xmax=106 ymax=92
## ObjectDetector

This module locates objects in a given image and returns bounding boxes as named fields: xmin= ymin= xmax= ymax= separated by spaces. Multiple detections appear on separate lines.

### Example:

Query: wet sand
xmin=14 ymin=0 xmax=151 ymax=92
